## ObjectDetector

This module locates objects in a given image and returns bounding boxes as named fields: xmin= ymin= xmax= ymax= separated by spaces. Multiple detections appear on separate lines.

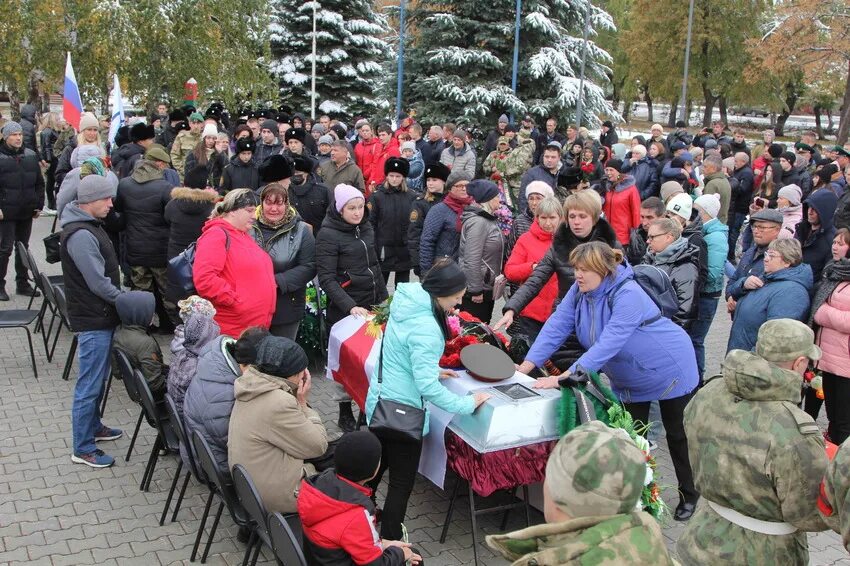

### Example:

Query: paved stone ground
xmin=0 ymin=216 xmax=846 ymax=565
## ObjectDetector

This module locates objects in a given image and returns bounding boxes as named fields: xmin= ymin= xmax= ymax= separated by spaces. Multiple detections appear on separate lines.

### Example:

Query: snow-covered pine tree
xmin=405 ymin=0 xmax=618 ymax=126
xmin=269 ymin=0 xmax=390 ymax=119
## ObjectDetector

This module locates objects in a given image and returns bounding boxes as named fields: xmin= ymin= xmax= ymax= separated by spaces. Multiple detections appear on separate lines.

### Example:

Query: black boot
xmin=337 ymin=402 xmax=357 ymax=433
xmin=0 ymin=288 xmax=8 ymax=301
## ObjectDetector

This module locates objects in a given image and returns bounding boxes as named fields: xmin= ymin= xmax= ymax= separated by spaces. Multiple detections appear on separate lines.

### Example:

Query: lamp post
xmin=574 ymin=0 xmax=592 ymax=127
xmin=310 ymin=1 xmax=318 ymax=120
xmin=396 ymin=0 xmax=407 ymax=123
xmin=678 ymin=0 xmax=695 ymax=125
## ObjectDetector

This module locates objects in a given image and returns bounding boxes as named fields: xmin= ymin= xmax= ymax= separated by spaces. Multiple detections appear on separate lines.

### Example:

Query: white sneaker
xmin=41 ymin=207 xmax=57 ymax=217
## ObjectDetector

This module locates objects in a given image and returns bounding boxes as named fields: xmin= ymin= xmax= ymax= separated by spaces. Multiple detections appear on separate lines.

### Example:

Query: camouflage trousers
xmin=129 ymin=266 xmax=179 ymax=328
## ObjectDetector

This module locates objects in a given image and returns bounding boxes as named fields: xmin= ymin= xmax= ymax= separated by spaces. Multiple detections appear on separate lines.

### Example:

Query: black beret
xmin=384 ymin=157 xmax=410 ymax=178
xmin=285 ymin=127 xmax=307 ymax=144
xmin=235 ymin=137 xmax=256 ymax=153
xmin=424 ymin=161 xmax=450 ymax=182
xmin=260 ymin=154 xmax=293 ymax=183
xmin=130 ymin=123 xmax=156 ymax=142
xmin=255 ymin=336 xmax=309 ymax=378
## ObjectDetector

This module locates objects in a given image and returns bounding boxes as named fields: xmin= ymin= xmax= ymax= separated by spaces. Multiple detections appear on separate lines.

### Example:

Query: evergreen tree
xmin=269 ymin=0 xmax=390 ymax=118
xmin=404 ymin=0 xmax=616 ymax=126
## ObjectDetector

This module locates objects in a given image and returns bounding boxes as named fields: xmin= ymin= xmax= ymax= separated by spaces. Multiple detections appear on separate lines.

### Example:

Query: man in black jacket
xmin=61 ymin=175 xmax=126 ymax=468
xmin=18 ymin=104 xmax=39 ymax=153
xmin=0 ymin=121 xmax=44 ymax=300
xmin=288 ymin=155 xmax=330 ymax=235
xmin=115 ymin=145 xmax=177 ymax=330
xmin=114 ymin=123 xmax=156 ymax=179
xmin=536 ymin=117 xmax=569 ymax=163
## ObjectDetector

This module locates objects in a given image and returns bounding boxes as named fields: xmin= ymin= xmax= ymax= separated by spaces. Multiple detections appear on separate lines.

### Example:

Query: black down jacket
xmin=251 ymin=211 xmax=316 ymax=325
xmin=0 ymin=142 xmax=45 ymax=219
xmin=316 ymin=206 xmax=388 ymax=325
xmin=163 ymin=187 xmax=218 ymax=259
xmin=288 ymin=174 xmax=330 ymax=236
xmin=115 ymin=160 xmax=174 ymax=267
xmin=368 ymin=183 xmax=417 ymax=272
xmin=219 ymin=156 xmax=260 ymax=194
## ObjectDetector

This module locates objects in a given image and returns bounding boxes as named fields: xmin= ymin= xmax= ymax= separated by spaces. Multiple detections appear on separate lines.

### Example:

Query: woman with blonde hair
xmin=193 ymin=188 xmax=276 ymax=337
xmin=516 ymin=240 xmax=700 ymax=520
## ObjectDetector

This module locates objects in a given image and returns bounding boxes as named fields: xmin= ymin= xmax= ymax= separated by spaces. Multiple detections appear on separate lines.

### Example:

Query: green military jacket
xmin=677 ymin=349 xmax=828 ymax=566
xmin=170 ymin=130 xmax=200 ymax=183
xmin=486 ymin=512 xmax=676 ymax=565
xmin=820 ymin=440 xmax=850 ymax=553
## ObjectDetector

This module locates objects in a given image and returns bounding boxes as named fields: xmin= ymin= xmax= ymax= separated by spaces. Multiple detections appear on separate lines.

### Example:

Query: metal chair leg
xmin=26 ymin=285 xmax=36 ymax=309
xmin=241 ymin=532 xmax=257 ymax=566
xmin=468 ymin=482 xmax=479 ymax=566
xmin=159 ymin=460 xmax=183 ymax=525
xmin=440 ymin=475 xmax=463 ymax=543
xmin=99 ymin=370 xmax=114 ymax=416
xmin=172 ymin=471 xmax=192 ymax=522
xmin=249 ymin=539 xmax=262 ymax=566
xmin=201 ymin=502 xmax=225 ymax=563
xmin=126 ymin=411 xmax=143 ymax=462
xmin=141 ymin=436 xmax=161 ymax=491
xmin=190 ymin=490 xmax=215 ymax=562
xmin=62 ymin=335 xmax=77 ymax=381
xmin=21 ymin=327 xmax=37 ymax=379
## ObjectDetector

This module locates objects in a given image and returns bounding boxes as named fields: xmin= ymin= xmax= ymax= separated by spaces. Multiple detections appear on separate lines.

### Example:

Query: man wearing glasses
xmin=725 ymin=208 xmax=783 ymax=314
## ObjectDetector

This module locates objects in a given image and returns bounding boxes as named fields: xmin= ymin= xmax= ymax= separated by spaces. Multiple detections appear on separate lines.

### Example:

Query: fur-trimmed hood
xmin=170 ymin=187 xmax=219 ymax=203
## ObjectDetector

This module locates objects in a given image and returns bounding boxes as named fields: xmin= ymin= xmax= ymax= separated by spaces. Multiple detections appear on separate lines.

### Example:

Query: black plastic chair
xmin=134 ymin=368 xmax=178 ymax=492
xmin=0 ymin=309 xmax=40 ymax=378
xmin=190 ymin=431 xmax=251 ymax=564
xmin=15 ymin=241 xmax=38 ymax=309
xmin=160 ymin=394 xmax=200 ymax=525
xmin=232 ymin=464 xmax=275 ymax=566
xmin=112 ymin=348 xmax=145 ymax=462
xmin=18 ymin=241 xmax=63 ymax=325
xmin=52 ymin=286 xmax=77 ymax=381
xmin=267 ymin=512 xmax=306 ymax=566
xmin=38 ymin=272 xmax=61 ymax=361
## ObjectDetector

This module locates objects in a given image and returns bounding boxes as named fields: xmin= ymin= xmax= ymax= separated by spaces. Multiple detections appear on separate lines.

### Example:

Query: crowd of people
xmin=4 ymin=99 xmax=850 ymax=564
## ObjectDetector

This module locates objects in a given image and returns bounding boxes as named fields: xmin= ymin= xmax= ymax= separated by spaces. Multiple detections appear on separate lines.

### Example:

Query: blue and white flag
xmin=108 ymin=74 xmax=125 ymax=145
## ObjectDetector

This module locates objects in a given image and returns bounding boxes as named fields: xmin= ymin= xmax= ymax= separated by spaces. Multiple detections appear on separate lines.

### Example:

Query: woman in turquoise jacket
xmin=365 ymin=259 xmax=489 ymax=540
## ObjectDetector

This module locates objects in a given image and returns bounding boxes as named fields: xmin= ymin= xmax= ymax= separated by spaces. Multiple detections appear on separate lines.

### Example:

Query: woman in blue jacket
xmin=516 ymin=241 xmax=700 ymax=520
xmin=365 ymin=259 xmax=489 ymax=540
xmin=727 ymin=238 xmax=812 ymax=353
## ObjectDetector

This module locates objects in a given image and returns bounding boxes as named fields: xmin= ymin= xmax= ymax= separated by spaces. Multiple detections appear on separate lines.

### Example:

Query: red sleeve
xmin=192 ymin=228 xmax=237 ymax=307
xmin=339 ymin=509 xmax=395 ymax=565
xmin=629 ymin=187 xmax=641 ymax=229
xmin=504 ymin=238 xmax=533 ymax=283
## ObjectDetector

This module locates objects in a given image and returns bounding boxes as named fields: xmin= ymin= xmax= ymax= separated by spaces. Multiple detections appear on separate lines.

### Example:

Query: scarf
xmin=444 ymin=193 xmax=473 ymax=231
xmin=809 ymin=258 xmax=850 ymax=327
xmin=257 ymin=204 xmax=297 ymax=229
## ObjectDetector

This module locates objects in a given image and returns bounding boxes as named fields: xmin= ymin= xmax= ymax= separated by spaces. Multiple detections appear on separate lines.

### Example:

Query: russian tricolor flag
xmin=62 ymin=52 xmax=82 ymax=131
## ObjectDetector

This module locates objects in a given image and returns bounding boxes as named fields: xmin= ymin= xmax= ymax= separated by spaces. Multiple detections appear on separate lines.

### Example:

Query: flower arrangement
xmin=606 ymin=404 xmax=667 ymax=519
xmin=804 ymin=368 xmax=824 ymax=400
xmin=580 ymin=162 xmax=596 ymax=182
xmin=494 ymin=203 xmax=513 ymax=236
xmin=295 ymin=281 xmax=328 ymax=363
xmin=438 ymin=310 xmax=510 ymax=368
xmin=365 ymin=295 xmax=393 ymax=338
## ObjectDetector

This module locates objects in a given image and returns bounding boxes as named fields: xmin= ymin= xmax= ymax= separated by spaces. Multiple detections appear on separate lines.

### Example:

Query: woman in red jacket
xmin=193 ymin=189 xmax=276 ymax=337
xmin=601 ymin=158 xmax=641 ymax=245
xmin=504 ymin=196 xmax=563 ymax=341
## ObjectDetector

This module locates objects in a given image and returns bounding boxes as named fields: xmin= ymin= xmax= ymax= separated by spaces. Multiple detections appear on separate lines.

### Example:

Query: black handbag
xmin=368 ymin=338 xmax=426 ymax=443
xmin=43 ymin=231 xmax=61 ymax=264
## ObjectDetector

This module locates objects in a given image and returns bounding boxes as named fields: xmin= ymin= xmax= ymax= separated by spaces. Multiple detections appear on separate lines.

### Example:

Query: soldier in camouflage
xmin=169 ymin=112 xmax=203 ymax=183
xmin=819 ymin=439 xmax=850 ymax=552
xmin=678 ymin=318 xmax=828 ymax=565
xmin=503 ymin=127 xmax=536 ymax=202
xmin=486 ymin=420 xmax=676 ymax=565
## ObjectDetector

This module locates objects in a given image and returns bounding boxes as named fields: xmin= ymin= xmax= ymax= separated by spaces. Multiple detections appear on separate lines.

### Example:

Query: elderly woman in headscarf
xmin=166 ymin=312 xmax=221 ymax=419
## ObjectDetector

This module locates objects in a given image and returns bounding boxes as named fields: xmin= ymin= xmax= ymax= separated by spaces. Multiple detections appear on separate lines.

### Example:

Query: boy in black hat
xmin=220 ymin=137 xmax=260 ymax=194
xmin=297 ymin=431 xmax=422 ymax=566
xmin=408 ymin=162 xmax=450 ymax=276
xmin=289 ymin=154 xmax=331 ymax=235
xmin=369 ymin=157 xmax=417 ymax=287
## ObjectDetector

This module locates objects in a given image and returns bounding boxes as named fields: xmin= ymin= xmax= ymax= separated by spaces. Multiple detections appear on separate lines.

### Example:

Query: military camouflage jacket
xmin=820 ymin=440 xmax=850 ymax=553
xmin=677 ymin=349 xmax=828 ymax=566
xmin=169 ymin=130 xmax=200 ymax=183
xmin=486 ymin=512 xmax=676 ymax=565
xmin=504 ymin=131 xmax=535 ymax=190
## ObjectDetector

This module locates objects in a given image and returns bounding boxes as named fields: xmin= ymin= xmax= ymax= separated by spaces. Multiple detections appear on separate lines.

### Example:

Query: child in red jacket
xmin=298 ymin=431 xmax=422 ymax=566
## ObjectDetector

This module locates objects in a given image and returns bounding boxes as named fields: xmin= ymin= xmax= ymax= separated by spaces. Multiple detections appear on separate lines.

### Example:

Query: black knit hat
xmin=466 ymin=180 xmax=499 ymax=204
xmin=424 ymin=162 xmax=450 ymax=182
xmin=781 ymin=151 xmax=797 ymax=165
xmin=236 ymin=137 xmax=256 ymax=154
xmin=260 ymin=155 xmax=293 ymax=182
xmin=384 ymin=157 xmax=410 ymax=178
xmin=606 ymin=158 xmax=624 ymax=172
xmin=292 ymin=155 xmax=313 ymax=173
xmin=233 ymin=327 xmax=271 ymax=365
xmin=422 ymin=259 xmax=468 ymax=297
xmin=768 ymin=143 xmax=784 ymax=159
xmin=168 ymin=109 xmax=186 ymax=122
xmin=334 ymin=431 xmax=382 ymax=482
xmin=184 ymin=166 xmax=209 ymax=189
xmin=130 ymin=123 xmax=156 ymax=142
xmin=285 ymin=127 xmax=307 ymax=144
xmin=255 ymin=336 xmax=309 ymax=378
